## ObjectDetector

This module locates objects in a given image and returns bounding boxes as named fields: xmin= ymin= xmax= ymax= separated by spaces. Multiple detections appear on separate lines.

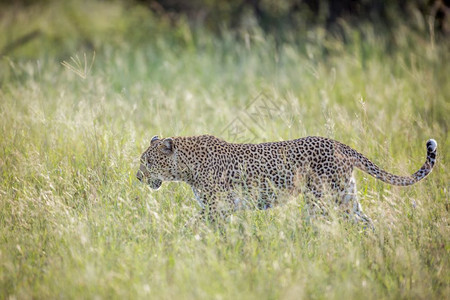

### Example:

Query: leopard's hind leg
xmin=341 ymin=177 xmax=374 ymax=230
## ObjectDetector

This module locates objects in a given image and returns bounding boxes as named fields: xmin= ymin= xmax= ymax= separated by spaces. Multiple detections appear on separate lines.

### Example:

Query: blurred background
xmin=1 ymin=0 xmax=449 ymax=59
xmin=1 ymin=0 xmax=448 ymax=139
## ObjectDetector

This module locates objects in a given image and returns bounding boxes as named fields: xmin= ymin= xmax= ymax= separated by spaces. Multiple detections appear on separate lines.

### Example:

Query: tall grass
xmin=0 ymin=1 xmax=448 ymax=299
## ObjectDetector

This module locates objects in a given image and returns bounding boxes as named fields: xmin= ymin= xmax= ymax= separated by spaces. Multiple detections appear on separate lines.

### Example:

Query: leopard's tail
xmin=352 ymin=139 xmax=437 ymax=186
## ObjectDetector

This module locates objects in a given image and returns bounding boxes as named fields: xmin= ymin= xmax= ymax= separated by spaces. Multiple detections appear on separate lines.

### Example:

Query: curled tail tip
xmin=426 ymin=139 xmax=437 ymax=153
xmin=426 ymin=139 xmax=437 ymax=169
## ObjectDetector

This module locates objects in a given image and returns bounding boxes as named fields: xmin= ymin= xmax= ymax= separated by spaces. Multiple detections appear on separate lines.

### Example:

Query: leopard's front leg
xmin=184 ymin=187 xmax=232 ymax=227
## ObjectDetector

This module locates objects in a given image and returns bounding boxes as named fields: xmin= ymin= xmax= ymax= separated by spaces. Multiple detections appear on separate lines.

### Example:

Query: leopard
xmin=136 ymin=135 xmax=437 ymax=228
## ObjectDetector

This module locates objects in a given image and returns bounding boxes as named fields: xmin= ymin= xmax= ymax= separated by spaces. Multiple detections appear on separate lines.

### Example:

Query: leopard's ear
xmin=150 ymin=135 xmax=159 ymax=145
xmin=159 ymin=138 xmax=173 ymax=154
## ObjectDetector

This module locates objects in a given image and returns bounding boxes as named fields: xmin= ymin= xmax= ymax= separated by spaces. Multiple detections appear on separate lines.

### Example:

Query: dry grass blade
xmin=61 ymin=52 xmax=96 ymax=79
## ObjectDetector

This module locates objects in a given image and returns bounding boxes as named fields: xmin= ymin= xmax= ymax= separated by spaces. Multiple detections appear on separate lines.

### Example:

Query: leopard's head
xmin=136 ymin=136 xmax=176 ymax=190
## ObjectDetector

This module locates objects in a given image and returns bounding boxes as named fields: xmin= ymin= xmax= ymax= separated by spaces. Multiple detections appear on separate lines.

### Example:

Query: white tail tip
xmin=426 ymin=139 xmax=437 ymax=152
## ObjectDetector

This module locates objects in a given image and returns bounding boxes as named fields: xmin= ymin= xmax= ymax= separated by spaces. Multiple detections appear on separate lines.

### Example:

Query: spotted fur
xmin=137 ymin=135 xmax=437 ymax=227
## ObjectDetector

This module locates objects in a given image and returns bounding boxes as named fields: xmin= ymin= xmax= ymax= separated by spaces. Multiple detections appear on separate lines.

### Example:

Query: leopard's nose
xmin=136 ymin=170 xmax=144 ymax=182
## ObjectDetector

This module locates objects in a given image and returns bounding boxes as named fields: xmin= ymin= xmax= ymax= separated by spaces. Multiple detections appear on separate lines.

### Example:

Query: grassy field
xmin=0 ymin=1 xmax=449 ymax=299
